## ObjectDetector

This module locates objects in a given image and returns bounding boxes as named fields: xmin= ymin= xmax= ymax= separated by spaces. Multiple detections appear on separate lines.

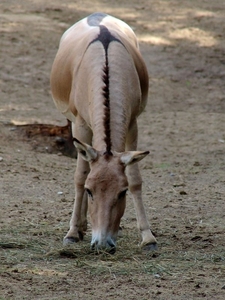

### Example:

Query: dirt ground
xmin=0 ymin=0 xmax=225 ymax=299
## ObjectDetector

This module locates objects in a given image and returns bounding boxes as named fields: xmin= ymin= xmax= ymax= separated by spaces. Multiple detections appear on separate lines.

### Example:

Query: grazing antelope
xmin=50 ymin=12 xmax=157 ymax=253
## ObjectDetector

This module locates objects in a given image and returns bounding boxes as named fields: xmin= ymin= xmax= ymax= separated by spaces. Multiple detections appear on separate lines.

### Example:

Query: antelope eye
xmin=86 ymin=188 xmax=93 ymax=198
xmin=118 ymin=189 xmax=127 ymax=200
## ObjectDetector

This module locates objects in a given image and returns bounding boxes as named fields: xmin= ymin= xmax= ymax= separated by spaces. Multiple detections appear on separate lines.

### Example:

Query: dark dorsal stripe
xmin=87 ymin=12 xmax=107 ymax=27
xmin=89 ymin=25 xmax=124 ymax=155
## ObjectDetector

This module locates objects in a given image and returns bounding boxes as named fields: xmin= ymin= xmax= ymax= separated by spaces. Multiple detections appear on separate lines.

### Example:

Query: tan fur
xmin=50 ymin=13 xmax=157 ymax=252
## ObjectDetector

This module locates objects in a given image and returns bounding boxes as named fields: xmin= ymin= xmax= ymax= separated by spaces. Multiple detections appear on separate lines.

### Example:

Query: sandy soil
xmin=0 ymin=0 xmax=225 ymax=299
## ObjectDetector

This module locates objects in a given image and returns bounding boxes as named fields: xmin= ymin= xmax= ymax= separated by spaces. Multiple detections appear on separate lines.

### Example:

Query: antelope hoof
xmin=142 ymin=242 xmax=158 ymax=252
xmin=63 ymin=236 xmax=79 ymax=246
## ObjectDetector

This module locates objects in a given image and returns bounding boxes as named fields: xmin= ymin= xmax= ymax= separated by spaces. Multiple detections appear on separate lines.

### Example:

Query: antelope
xmin=50 ymin=12 xmax=157 ymax=253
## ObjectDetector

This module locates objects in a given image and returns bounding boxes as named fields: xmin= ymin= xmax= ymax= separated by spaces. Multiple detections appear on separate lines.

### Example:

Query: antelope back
xmin=50 ymin=13 xmax=149 ymax=131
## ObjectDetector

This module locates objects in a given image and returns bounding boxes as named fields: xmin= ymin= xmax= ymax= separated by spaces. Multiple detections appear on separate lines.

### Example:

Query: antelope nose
xmin=91 ymin=237 xmax=116 ymax=254
xmin=106 ymin=239 xmax=116 ymax=254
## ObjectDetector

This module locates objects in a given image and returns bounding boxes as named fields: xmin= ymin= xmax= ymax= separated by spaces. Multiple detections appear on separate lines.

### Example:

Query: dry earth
xmin=0 ymin=0 xmax=225 ymax=299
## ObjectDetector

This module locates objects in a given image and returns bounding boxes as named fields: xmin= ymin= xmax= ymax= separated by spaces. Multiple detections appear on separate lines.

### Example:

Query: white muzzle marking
xmin=91 ymin=230 xmax=116 ymax=253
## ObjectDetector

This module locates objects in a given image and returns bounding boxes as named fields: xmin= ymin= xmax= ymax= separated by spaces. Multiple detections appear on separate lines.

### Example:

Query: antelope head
xmin=74 ymin=138 xmax=149 ymax=253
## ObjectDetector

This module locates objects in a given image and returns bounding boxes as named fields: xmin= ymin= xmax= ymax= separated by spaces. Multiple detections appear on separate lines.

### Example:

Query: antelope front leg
xmin=63 ymin=155 xmax=89 ymax=245
xmin=63 ymin=118 xmax=91 ymax=245
xmin=126 ymin=121 xmax=157 ymax=250
xmin=127 ymin=164 xmax=157 ymax=250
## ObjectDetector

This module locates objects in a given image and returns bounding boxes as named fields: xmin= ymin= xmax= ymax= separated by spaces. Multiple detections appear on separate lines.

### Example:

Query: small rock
xmin=60 ymin=198 xmax=67 ymax=202
xmin=173 ymin=183 xmax=185 ymax=187
xmin=0 ymin=157 xmax=3 ymax=162
xmin=180 ymin=190 xmax=187 ymax=195
xmin=57 ymin=191 xmax=63 ymax=195
xmin=55 ymin=137 xmax=66 ymax=145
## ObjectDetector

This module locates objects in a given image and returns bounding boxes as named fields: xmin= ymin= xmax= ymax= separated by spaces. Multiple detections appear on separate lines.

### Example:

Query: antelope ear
xmin=73 ymin=138 xmax=98 ymax=162
xmin=120 ymin=151 xmax=150 ymax=166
